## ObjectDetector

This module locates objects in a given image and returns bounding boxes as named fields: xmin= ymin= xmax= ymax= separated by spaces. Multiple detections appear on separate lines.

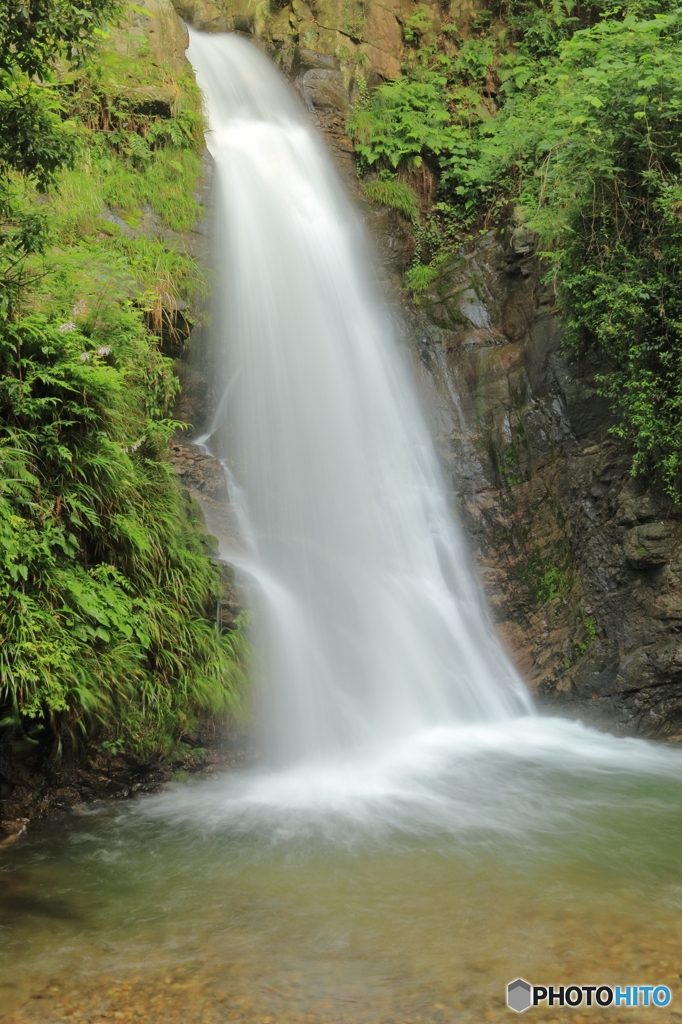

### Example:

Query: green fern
xmin=364 ymin=178 xmax=419 ymax=221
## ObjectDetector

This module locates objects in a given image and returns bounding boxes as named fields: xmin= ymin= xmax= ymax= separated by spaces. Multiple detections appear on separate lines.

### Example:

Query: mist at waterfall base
xmin=163 ymin=29 xmax=682 ymax=843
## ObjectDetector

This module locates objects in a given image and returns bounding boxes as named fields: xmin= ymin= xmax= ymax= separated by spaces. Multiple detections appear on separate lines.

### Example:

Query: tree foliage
xmin=0 ymin=0 xmax=120 ymax=76
xmin=349 ymin=0 xmax=682 ymax=497
xmin=0 ymin=0 xmax=122 ymax=200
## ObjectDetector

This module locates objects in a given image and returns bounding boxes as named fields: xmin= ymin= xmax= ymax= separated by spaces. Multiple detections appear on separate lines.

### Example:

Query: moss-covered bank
xmin=0 ymin=0 xmax=248 ymax=832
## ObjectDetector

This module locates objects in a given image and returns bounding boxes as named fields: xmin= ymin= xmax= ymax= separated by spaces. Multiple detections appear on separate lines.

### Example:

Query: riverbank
xmin=0 ymin=726 xmax=255 ymax=848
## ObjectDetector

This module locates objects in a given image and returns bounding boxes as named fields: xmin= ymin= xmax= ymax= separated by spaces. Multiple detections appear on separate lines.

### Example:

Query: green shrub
xmin=485 ymin=11 xmax=682 ymax=496
xmin=405 ymin=262 xmax=439 ymax=292
xmin=524 ymin=548 xmax=571 ymax=604
xmin=0 ymin=5 xmax=247 ymax=758
xmin=363 ymin=177 xmax=419 ymax=221
xmin=0 ymin=299 xmax=247 ymax=757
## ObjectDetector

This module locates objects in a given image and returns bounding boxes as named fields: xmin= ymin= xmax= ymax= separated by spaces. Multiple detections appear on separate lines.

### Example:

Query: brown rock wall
xmin=113 ymin=0 xmax=189 ymax=72
xmin=171 ymin=0 xmax=484 ymax=97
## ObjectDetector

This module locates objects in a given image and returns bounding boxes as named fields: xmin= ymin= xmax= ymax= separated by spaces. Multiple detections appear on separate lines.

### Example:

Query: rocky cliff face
xmin=406 ymin=232 xmax=682 ymax=740
xmin=170 ymin=0 xmax=477 ymax=101
xmin=115 ymin=0 xmax=190 ymax=73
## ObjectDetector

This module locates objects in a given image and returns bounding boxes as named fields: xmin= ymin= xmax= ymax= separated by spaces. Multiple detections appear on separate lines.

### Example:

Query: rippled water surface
xmin=2 ymin=720 xmax=682 ymax=1024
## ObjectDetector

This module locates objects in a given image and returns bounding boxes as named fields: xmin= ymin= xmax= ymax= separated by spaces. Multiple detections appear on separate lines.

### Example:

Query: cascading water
xmin=187 ymin=30 xmax=531 ymax=766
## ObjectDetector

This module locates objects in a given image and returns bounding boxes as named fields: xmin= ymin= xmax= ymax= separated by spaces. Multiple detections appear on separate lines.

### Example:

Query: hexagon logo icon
xmin=507 ymin=978 xmax=532 ymax=1012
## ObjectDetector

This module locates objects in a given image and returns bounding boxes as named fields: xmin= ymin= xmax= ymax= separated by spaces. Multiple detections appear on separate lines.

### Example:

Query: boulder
xmin=624 ymin=522 xmax=673 ymax=568
xmin=299 ymin=69 xmax=349 ymax=111
xmin=113 ymin=0 xmax=189 ymax=72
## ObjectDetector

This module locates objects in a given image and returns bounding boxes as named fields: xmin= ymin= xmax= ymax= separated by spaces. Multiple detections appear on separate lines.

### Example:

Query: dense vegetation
xmin=0 ymin=0 xmax=247 ymax=761
xmin=349 ymin=0 xmax=682 ymax=498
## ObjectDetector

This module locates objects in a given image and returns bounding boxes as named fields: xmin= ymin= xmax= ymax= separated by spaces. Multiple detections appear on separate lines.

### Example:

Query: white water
xmin=187 ymin=30 xmax=531 ymax=767
xmin=176 ymin=32 xmax=682 ymax=843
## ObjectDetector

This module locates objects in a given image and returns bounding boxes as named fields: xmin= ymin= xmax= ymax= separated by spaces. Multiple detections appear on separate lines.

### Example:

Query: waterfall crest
xmin=187 ymin=30 xmax=532 ymax=765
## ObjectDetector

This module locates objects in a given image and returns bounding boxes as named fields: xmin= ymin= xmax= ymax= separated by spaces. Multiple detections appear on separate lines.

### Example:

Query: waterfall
xmin=187 ymin=31 xmax=532 ymax=766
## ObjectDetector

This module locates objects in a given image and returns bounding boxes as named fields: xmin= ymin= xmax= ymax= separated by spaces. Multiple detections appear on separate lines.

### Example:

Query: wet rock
xmin=0 ymin=753 xmax=170 ymax=838
xmin=171 ymin=0 xmax=231 ymax=32
xmin=652 ymin=637 xmax=682 ymax=679
xmin=295 ymin=47 xmax=341 ymax=73
xmin=510 ymin=224 xmax=538 ymax=256
xmin=0 ymin=818 xmax=28 ymax=849
xmin=169 ymin=443 xmax=228 ymax=500
xmin=171 ymin=0 xmax=444 ymax=85
xmin=649 ymin=590 xmax=682 ymax=620
xmin=615 ymin=479 xmax=663 ymax=525
xmin=414 ymin=233 xmax=512 ymax=334
xmin=613 ymin=647 xmax=659 ymax=692
xmin=299 ymin=68 xmax=349 ymax=111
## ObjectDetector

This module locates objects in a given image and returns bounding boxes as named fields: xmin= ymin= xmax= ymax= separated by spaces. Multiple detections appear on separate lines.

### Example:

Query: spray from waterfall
xmin=187 ymin=30 xmax=532 ymax=766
